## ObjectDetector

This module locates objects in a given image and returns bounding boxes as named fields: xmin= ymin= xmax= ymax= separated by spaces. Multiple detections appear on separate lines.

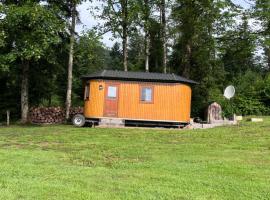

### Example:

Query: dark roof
xmin=82 ymin=70 xmax=198 ymax=84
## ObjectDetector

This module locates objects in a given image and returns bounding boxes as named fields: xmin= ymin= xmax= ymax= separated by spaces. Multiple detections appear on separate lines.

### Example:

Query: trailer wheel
xmin=72 ymin=114 xmax=85 ymax=127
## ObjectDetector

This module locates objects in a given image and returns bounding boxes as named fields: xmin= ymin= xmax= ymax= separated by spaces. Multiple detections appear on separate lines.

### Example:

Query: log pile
xmin=29 ymin=107 xmax=83 ymax=124
xmin=70 ymin=107 xmax=83 ymax=117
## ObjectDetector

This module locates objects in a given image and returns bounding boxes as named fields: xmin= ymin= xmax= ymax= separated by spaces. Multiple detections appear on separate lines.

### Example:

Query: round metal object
xmin=224 ymin=85 xmax=235 ymax=99
xmin=72 ymin=114 xmax=86 ymax=127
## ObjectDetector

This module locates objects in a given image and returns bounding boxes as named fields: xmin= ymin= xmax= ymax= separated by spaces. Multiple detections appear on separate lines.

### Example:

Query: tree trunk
xmin=144 ymin=0 xmax=150 ymax=72
xmin=21 ymin=60 xmax=29 ymax=123
xmin=145 ymin=31 xmax=150 ymax=72
xmin=160 ymin=0 xmax=167 ymax=73
xmin=122 ymin=0 xmax=128 ymax=71
xmin=266 ymin=47 xmax=270 ymax=71
xmin=123 ymin=28 xmax=128 ymax=71
xmin=155 ymin=56 xmax=159 ymax=69
xmin=65 ymin=2 xmax=76 ymax=121
xmin=182 ymin=43 xmax=192 ymax=78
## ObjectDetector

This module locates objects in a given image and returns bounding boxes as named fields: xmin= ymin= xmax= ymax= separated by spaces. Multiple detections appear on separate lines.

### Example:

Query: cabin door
xmin=104 ymin=83 xmax=119 ymax=117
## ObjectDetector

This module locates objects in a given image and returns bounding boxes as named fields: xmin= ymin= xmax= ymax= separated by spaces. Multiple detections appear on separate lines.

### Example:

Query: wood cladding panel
xmin=117 ymin=81 xmax=191 ymax=122
xmin=84 ymin=79 xmax=192 ymax=122
xmin=84 ymin=80 xmax=105 ymax=118
xmin=103 ymin=83 xmax=119 ymax=117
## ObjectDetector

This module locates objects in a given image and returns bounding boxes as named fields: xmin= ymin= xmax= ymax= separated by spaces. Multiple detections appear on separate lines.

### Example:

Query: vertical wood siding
xmin=84 ymin=80 xmax=105 ymax=118
xmin=117 ymin=81 xmax=191 ymax=122
xmin=84 ymin=79 xmax=192 ymax=122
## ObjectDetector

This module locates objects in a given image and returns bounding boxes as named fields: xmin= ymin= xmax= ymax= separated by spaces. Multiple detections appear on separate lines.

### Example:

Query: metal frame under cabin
xmin=85 ymin=117 xmax=189 ymax=128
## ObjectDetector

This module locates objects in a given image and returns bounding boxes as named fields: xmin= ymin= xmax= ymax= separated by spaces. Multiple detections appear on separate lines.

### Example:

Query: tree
xmin=254 ymin=0 xmax=270 ymax=70
xmin=170 ymin=0 xmax=234 ymax=116
xmin=73 ymin=30 xmax=110 ymax=104
xmin=1 ymin=0 xmax=269 ymax=122
xmin=107 ymin=42 xmax=123 ymax=70
xmin=160 ymin=0 xmax=167 ymax=73
xmin=149 ymin=19 xmax=163 ymax=72
xmin=137 ymin=0 xmax=152 ymax=72
xmin=1 ymin=1 xmax=64 ymax=123
xmin=65 ymin=0 xmax=77 ymax=121
xmin=220 ymin=14 xmax=257 ymax=80
xmin=128 ymin=32 xmax=144 ymax=71
xmin=48 ymin=0 xmax=85 ymax=120
xmin=95 ymin=0 xmax=138 ymax=71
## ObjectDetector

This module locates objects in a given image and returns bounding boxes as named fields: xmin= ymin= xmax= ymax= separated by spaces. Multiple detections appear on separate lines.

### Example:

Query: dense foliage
xmin=0 ymin=0 xmax=269 ymax=122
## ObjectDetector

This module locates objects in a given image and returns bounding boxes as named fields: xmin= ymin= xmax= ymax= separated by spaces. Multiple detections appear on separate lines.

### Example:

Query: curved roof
xmin=82 ymin=70 xmax=198 ymax=84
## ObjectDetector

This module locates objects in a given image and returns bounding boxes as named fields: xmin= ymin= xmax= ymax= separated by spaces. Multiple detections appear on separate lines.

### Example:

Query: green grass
xmin=0 ymin=119 xmax=270 ymax=200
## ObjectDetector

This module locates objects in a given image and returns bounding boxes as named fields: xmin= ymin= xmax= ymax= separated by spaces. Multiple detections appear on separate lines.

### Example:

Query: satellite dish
xmin=224 ymin=85 xmax=235 ymax=99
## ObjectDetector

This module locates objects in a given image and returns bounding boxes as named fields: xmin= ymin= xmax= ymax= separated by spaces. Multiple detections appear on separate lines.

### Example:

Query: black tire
xmin=72 ymin=114 xmax=86 ymax=127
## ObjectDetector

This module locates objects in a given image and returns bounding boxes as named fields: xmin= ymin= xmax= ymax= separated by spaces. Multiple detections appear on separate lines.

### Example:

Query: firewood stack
xmin=29 ymin=107 xmax=83 ymax=124
xmin=70 ymin=107 xmax=83 ymax=117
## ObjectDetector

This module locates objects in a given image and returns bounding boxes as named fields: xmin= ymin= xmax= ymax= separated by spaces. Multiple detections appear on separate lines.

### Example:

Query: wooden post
xmin=7 ymin=110 xmax=10 ymax=126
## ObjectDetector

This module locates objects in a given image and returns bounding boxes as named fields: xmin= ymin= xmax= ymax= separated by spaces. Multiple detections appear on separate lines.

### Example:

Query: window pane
xmin=142 ymin=89 xmax=146 ymax=100
xmin=108 ymin=86 xmax=117 ymax=98
xmin=84 ymin=84 xmax=90 ymax=100
xmin=141 ymin=87 xmax=152 ymax=102
xmin=145 ymin=88 xmax=152 ymax=101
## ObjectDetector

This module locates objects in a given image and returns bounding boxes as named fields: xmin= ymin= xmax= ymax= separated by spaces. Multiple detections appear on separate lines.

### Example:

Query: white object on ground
xmin=236 ymin=116 xmax=243 ymax=121
xmin=250 ymin=118 xmax=263 ymax=122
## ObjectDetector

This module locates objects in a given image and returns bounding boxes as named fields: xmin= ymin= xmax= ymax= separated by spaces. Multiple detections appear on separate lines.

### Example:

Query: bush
xmin=207 ymin=71 xmax=270 ymax=117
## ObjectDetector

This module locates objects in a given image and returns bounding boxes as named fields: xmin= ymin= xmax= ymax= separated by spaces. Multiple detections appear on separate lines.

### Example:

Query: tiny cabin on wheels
xmin=72 ymin=70 xmax=197 ymax=127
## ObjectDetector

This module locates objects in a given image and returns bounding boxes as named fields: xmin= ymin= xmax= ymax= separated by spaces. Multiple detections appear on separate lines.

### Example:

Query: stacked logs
xmin=29 ymin=107 xmax=83 ymax=124
xmin=70 ymin=107 xmax=83 ymax=117
xmin=29 ymin=107 xmax=64 ymax=124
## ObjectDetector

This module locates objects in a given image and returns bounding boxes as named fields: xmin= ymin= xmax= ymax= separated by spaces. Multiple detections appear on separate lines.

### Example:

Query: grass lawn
xmin=0 ymin=119 xmax=270 ymax=200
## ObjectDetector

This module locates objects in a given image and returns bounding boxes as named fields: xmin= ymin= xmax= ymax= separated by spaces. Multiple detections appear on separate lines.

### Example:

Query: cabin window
xmin=84 ymin=83 xmax=90 ymax=100
xmin=140 ymin=87 xmax=153 ymax=103
xmin=107 ymin=86 xmax=117 ymax=98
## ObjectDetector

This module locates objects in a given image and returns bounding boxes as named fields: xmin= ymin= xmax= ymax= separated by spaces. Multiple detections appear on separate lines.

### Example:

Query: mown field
xmin=0 ymin=118 xmax=270 ymax=200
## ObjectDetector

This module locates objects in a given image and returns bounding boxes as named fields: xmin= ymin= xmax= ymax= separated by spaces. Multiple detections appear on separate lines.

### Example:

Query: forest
xmin=0 ymin=0 xmax=269 ymax=122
